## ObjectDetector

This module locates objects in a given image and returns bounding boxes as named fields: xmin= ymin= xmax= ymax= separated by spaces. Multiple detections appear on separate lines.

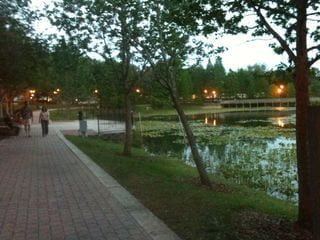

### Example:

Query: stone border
xmin=56 ymin=130 xmax=181 ymax=240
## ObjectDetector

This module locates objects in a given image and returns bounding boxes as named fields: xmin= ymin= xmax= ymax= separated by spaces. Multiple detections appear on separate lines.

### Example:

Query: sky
xmin=30 ymin=0 xmax=320 ymax=72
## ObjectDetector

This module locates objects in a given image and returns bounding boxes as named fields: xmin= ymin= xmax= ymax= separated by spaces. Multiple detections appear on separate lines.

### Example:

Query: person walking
xmin=39 ymin=106 xmax=50 ymax=137
xmin=20 ymin=101 xmax=33 ymax=137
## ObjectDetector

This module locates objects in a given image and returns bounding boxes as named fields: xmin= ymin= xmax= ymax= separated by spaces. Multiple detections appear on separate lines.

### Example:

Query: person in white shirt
xmin=39 ymin=106 xmax=50 ymax=137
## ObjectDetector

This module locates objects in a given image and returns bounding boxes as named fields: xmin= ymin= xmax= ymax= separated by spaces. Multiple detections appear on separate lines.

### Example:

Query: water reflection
xmin=143 ymin=110 xmax=297 ymax=202
xmin=277 ymin=118 xmax=285 ymax=128
xmin=204 ymin=116 xmax=217 ymax=126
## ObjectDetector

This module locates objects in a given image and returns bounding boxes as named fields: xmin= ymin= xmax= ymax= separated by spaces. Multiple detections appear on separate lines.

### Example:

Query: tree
xmin=177 ymin=69 xmax=194 ymax=100
xmin=172 ymin=0 xmax=320 ymax=232
xmin=0 ymin=13 xmax=47 ymax=116
xmin=208 ymin=56 xmax=226 ymax=93
xmin=135 ymin=0 xmax=212 ymax=187
xmin=189 ymin=65 xmax=210 ymax=97
xmin=218 ymin=0 xmax=319 ymax=231
xmin=223 ymin=70 xmax=240 ymax=98
xmin=48 ymin=0 xmax=144 ymax=156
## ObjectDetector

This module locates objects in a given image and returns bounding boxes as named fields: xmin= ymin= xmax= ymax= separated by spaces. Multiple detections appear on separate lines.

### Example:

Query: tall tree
xmin=210 ymin=56 xmax=226 ymax=93
xmin=48 ymin=0 xmax=144 ymax=156
xmin=172 ymin=0 xmax=320 ymax=232
xmin=177 ymin=69 xmax=194 ymax=100
xmin=197 ymin=0 xmax=319 ymax=231
xmin=0 ymin=12 xmax=46 ymax=115
xmin=135 ymin=0 xmax=213 ymax=187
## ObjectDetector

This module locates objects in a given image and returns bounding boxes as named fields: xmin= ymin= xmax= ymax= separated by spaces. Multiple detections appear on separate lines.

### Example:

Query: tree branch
xmin=132 ymin=39 xmax=170 ymax=91
xmin=307 ymin=44 xmax=320 ymax=52
xmin=307 ymin=12 xmax=320 ymax=16
xmin=308 ymin=54 xmax=320 ymax=68
xmin=251 ymin=4 xmax=296 ymax=64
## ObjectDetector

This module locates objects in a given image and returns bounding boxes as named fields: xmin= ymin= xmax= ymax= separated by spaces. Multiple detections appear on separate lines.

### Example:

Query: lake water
xmin=140 ymin=110 xmax=298 ymax=202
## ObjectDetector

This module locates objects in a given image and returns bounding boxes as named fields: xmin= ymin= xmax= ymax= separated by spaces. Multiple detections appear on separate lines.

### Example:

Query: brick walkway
xmin=0 ymin=125 xmax=179 ymax=240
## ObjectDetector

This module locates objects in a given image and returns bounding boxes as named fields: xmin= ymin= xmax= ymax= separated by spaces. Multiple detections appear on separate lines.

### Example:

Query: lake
xmin=139 ymin=110 xmax=297 ymax=202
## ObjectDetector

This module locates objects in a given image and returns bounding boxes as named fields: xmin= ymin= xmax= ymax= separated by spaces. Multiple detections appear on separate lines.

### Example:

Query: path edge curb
xmin=56 ymin=130 xmax=181 ymax=240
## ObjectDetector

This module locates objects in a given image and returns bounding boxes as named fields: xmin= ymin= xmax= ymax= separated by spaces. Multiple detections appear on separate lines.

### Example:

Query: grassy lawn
xmin=66 ymin=136 xmax=303 ymax=240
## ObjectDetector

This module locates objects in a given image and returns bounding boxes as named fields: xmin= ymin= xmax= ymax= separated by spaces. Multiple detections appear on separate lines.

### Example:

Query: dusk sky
xmin=31 ymin=0 xmax=320 ymax=72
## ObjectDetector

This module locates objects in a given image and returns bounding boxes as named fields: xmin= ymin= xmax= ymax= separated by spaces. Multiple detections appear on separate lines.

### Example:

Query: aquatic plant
xmin=139 ymin=112 xmax=298 ymax=202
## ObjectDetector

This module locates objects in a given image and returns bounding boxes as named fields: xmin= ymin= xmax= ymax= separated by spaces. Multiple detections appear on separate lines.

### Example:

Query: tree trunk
xmin=296 ymin=0 xmax=312 ymax=230
xmin=0 ymin=100 xmax=3 ymax=118
xmin=123 ymin=93 xmax=133 ymax=156
xmin=307 ymin=106 xmax=320 ymax=239
xmin=170 ymin=90 xmax=212 ymax=187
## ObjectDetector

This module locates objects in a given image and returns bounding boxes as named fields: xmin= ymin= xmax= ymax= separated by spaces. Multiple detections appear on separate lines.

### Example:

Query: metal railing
xmin=97 ymin=109 xmax=126 ymax=135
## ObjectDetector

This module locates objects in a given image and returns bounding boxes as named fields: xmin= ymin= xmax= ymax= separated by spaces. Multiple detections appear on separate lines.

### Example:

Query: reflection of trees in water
xmin=175 ymin=136 xmax=297 ymax=202
xmin=192 ymin=139 xmax=295 ymax=201
xmin=143 ymin=135 xmax=184 ymax=157
xmin=142 ymin=111 xmax=297 ymax=201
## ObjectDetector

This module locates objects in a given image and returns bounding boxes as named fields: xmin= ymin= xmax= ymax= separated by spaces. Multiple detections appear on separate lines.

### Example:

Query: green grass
xmin=66 ymin=136 xmax=297 ymax=240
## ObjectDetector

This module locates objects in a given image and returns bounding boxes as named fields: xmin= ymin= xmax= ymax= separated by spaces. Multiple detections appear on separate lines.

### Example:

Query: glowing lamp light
xmin=136 ymin=88 xmax=140 ymax=93
xmin=212 ymin=90 xmax=217 ymax=98
xmin=204 ymin=89 xmax=208 ymax=94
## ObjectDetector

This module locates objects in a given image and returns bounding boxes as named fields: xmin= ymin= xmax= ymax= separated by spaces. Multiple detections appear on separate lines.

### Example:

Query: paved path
xmin=0 ymin=120 xmax=180 ymax=240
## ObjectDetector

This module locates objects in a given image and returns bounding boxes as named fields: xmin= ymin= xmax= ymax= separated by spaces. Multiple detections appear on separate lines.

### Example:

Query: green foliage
xmin=0 ymin=11 xmax=48 ymax=100
xmin=177 ymin=69 xmax=194 ymax=99
xmin=207 ymin=56 xmax=226 ymax=91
